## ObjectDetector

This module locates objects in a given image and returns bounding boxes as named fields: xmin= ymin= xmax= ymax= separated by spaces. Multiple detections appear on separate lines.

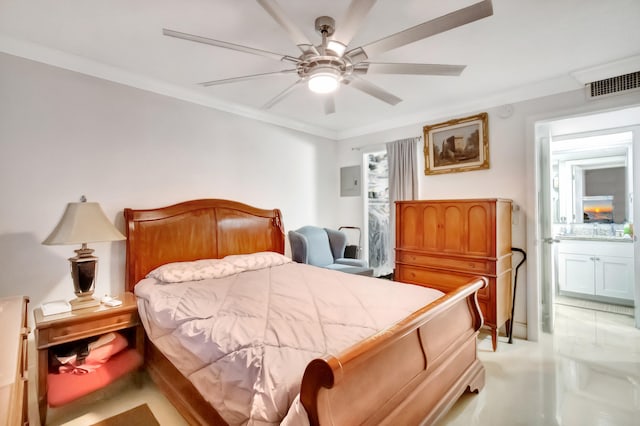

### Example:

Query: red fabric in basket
xmin=48 ymin=348 xmax=143 ymax=407
xmin=58 ymin=332 xmax=129 ymax=374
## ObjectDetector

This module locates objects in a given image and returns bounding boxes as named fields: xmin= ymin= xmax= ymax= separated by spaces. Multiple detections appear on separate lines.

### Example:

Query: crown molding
xmin=0 ymin=35 xmax=339 ymax=141
xmin=335 ymin=74 xmax=583 ymax=140
xmin=4 ymin=34 xmax=627 ymax=143
xmin=570 ymin=55 xmax=640 ymax=85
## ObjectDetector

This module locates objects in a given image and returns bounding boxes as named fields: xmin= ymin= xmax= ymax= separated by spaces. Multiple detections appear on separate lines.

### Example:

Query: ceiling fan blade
xmin=262 ymin=80 xmax=303 ymax=109
xmin=367 ymin=62 xmax=466 ymax=76
xmin=257 ymin=0 xmax=318 ymax=54
xmin=345 ymin=47 xmax=369 ymax=65
xmin=331 ymin=0 xmax=377 ymax=47
xmin=354 ymin=0 xmax=493 ymax=58
xmin=199 ymin=70 xmax=298 ymax=87
xmin=323 ymin=95 xmax=336 ymax=115
xmin=163 ymin=28 xmax=299 ymax=64
xmin=345 ymin=77 xmax=402 ymax=106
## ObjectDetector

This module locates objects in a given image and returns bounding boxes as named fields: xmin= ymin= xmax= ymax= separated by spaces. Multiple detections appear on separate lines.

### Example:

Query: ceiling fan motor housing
xmin=298 ymin=56 xmax=349 ymax=80
xmin=315 ymin=16 xmax=335 ymax=36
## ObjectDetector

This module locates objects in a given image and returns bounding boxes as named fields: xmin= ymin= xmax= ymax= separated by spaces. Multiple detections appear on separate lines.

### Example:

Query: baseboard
xmin=511 ymin=321 xmax=527 ymax=340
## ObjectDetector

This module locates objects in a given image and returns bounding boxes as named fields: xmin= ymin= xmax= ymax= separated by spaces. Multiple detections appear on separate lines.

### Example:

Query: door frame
xmin=528 ymin=104 xmax=640 ymax=339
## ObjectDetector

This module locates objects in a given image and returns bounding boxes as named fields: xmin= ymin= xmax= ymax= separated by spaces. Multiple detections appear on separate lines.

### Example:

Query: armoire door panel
xmin=399 ymin=205 xmax=420 ymax=248
xmin=466 ymin=203 xmax=491 ymax=256
xmin=442 ymin=204 xmax=464 ymax=253
xmin=422 ymin=205 xmax=440 ymax=250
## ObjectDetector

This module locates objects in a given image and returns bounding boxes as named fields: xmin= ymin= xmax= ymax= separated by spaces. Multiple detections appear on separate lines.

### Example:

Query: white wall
xmin=0 ymin=53 xmax=339 ymax=319
xmin=3 ymin=51 xmax=639 ymax=338
xmin=337 ymin=88 xmax=640 ymax=340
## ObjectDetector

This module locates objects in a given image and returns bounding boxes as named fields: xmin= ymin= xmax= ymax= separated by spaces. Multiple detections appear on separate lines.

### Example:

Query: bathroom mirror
xmin=551 ymin=131 xmax=633 ymax=225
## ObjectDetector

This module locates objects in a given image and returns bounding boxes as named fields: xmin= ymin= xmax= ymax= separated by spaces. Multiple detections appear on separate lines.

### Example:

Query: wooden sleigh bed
xmin=124 ymin=199 xmax=487 ymax=425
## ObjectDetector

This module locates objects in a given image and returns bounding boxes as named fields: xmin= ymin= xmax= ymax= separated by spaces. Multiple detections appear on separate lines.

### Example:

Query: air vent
xmin=587 ymin=71 xmax=640 ymax=99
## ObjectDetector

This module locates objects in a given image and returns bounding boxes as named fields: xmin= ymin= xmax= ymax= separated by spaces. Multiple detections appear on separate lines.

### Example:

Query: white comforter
xmin=135 ymin=253 xmax=443 ymax=425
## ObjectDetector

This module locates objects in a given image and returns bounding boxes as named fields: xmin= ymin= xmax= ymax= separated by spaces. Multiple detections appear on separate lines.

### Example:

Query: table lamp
xmin=43 ymin=196 xmax=126 ymax=310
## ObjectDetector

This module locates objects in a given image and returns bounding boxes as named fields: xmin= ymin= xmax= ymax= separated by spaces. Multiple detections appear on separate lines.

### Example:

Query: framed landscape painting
xmin=423 ymin=112 xmax=489 ymax=175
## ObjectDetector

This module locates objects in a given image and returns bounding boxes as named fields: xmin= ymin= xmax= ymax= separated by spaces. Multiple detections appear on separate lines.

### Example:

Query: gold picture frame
xmin=423 ymin=112 xmax=489 ymax=175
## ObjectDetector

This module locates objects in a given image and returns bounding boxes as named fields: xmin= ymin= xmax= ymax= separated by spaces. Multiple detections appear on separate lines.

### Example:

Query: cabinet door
xmin=441 ymin=203 xmax=464 ymax=253
xmin=465 ymin=202 xmax=494 ymax=257
xmin=398 ymin=202 xmax=456 ymax=252
xmin=397 ymin=204 xmax=423 ymax=249
xmin=438 ymin=201 xmax=496 ymax=256
xmin=421 ymin=204 xmax=440 ymax=251
xmin=558 ymin=253 xmax=595 ymax=295
xmin=595 ymin=255 xmax=634 ymax=300
xmin=441 ymin=201 xmax=495 ymax=256
xmin=397 ymin=199 xmax=500 ymax=256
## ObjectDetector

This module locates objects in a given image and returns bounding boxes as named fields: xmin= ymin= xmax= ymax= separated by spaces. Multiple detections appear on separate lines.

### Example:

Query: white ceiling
xmin=1 ymin=0 xmax=639 ymax=140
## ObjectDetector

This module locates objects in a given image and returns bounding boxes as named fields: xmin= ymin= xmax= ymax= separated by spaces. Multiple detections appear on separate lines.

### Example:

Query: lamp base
xmin=69 ymin=295 xmax=100 ymax=311
xmin=68 ymin=245 xmax=100 ymax=311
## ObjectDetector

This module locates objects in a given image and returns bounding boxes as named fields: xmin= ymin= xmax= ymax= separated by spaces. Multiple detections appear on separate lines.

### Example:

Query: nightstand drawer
xmin=39 ymin=311 xmax=138 ymax=347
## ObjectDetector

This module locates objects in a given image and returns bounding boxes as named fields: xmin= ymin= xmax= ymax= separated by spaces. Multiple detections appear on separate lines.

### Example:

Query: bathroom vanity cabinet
xmin=557 ymin=239 xmax=634 ymax=302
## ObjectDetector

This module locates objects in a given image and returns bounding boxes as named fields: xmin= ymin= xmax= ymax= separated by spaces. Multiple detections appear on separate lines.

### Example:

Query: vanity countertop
xmin=557 ymin=235 xmax=634 ymax=243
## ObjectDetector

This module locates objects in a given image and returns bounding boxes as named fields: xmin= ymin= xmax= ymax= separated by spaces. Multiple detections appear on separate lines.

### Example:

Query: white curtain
xmin=386 ymin=137 xmax=419 ymax=263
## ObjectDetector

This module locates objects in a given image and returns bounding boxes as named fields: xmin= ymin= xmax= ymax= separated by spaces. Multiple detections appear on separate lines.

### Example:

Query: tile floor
xmin=29 ymin=304 xmax=640 ymax=425
xmin=440 ymin=304 xmax=640 ymax=426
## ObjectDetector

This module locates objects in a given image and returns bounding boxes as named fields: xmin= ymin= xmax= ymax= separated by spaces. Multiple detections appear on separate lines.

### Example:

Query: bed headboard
xmin=123 ymin=199 xmax=285 ymax=292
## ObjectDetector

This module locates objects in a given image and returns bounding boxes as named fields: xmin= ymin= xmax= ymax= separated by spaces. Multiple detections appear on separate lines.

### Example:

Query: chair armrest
xmin=288 ymin=231 xmax=309 ymax=264
xmin=335 ymin=258 xmax=368 ymax=268
xmin=325 ymin=228 xmax=347 ymax=260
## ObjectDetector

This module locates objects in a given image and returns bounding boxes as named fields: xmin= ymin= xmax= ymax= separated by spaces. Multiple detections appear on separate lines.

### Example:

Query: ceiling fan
xmin=163 ymin=0 xmax=493 ymax=114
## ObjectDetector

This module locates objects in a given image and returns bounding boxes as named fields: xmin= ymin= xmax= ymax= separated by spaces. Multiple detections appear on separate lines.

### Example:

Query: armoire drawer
xmin=396 ymin=265 xmax=490 ymax=299
xmin=397 ymin=251 xmax=495 ymax=275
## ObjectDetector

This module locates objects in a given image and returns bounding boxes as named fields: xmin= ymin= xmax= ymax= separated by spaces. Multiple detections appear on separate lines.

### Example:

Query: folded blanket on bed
xmin=135 ymin=252 xmax=444 ymax=425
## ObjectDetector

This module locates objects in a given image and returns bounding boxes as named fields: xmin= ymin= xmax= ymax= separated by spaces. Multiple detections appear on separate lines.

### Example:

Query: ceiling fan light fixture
xmin=308 ymin=68 xmax=341 ymax=94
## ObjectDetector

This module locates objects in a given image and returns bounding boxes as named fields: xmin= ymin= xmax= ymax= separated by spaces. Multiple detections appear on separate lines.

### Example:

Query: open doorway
xmin=536 ymin=106 xmax=640 ymax=332
xmin=363 ymin=150 xmax=393 ymax=278
xmin=552 ymin=131 xmax=635 ymax=315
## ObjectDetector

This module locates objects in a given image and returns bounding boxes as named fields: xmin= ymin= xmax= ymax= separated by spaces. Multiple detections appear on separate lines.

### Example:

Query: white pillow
xmin=147 ymin=259 xmax=241 ymax=283
xmin=223 ymin=251 xmax=291 ymax=271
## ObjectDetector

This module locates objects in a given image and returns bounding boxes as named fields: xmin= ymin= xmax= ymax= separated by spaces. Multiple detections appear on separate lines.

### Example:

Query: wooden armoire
xmin=395 ymin=198 xmax=512 ymax=351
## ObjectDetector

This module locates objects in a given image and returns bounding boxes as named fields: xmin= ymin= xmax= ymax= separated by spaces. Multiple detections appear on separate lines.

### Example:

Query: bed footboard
xmin=300 ymin=277 xmax=487 ymax=426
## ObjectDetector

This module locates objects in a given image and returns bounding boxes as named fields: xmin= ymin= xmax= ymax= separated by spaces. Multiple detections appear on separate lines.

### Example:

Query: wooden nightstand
xmin=33 ymin=292 xmax=143 ymax=425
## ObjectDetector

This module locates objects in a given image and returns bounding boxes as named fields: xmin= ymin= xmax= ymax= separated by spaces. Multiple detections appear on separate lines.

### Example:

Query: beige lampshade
xmin=43 ymin=202 xmax=126 ymax=245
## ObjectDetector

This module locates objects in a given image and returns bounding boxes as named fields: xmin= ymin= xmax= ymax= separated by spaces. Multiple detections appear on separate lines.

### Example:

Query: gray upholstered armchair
xmin=288 ymin=226 xmax=373 ymax=276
